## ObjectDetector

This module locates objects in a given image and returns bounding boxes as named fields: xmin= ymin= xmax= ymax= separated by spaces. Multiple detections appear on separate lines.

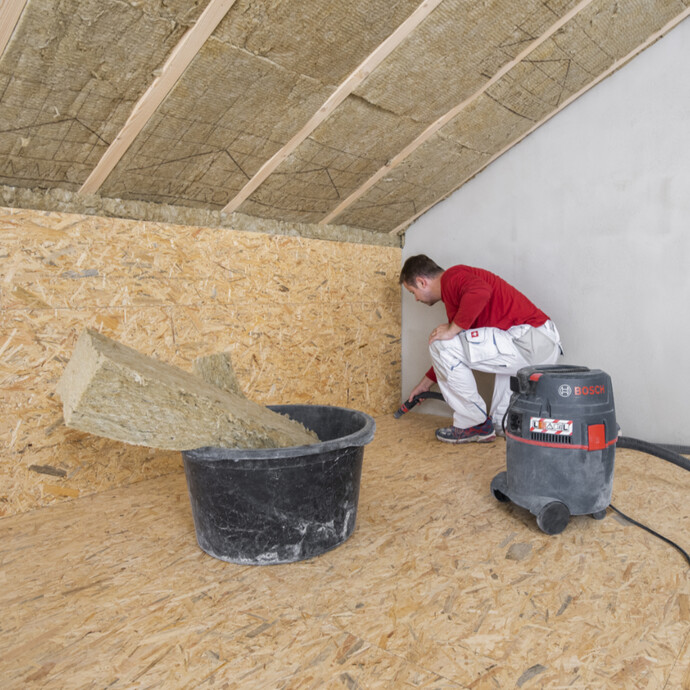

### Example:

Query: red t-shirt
xmin=425 ymin=265 xmax=549 ymax=381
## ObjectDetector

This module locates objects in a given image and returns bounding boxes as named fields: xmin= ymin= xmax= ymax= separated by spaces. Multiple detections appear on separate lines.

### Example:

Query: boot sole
xmin=436 ymin=432 xmax=496 ymax=444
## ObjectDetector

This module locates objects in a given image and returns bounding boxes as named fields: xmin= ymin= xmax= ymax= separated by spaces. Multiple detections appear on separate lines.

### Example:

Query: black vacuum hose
xmin=617 ymin=436 xmax=690 ymax=472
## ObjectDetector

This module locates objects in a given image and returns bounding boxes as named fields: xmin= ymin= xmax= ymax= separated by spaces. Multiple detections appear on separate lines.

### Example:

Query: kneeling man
xmin=401 ymin=255 xmax=562 ymax=443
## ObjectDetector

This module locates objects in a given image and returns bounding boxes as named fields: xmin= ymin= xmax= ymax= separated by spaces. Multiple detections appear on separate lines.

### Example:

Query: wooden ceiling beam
xmin=220 ymin=0 xmax=445 ymax=215
xmin=388 ymin=6 xmax=690 ymax=237
xmin=79 ymin=0 xmax=238 ymax=196
xmin=320 ymin=0 xmax=596 ymax=226
xmin=0 ymin=0 xmax=29 ymax=59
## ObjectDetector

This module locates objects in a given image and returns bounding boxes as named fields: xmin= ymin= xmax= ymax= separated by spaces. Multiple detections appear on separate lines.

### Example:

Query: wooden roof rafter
xmin=0 ymin=0 xmax=29 ymax=59
xmin=388 ymin=5 xmax=690 ymax=236
xmin=220 ymin=0 xmax=445 ymax=215
xmin=319 ymin=0 xmax=597 ymax=228
xmin=78 ymin=0 xmax=239 ymax=196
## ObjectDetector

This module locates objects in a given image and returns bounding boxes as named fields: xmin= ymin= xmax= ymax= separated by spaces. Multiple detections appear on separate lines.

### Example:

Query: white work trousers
xmin=429 ymin=321 xmax=561 ymax=429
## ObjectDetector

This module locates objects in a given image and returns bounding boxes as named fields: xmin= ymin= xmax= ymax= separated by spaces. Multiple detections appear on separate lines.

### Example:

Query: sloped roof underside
xmin=1 ymin=0 xmax=688 ymax=242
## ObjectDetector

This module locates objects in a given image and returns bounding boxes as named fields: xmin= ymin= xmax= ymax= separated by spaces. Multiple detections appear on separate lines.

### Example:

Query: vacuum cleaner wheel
xmin=536 ymin=501 xmax=570 ymax=535
xmin=490 ymin=472 xmax=510 ymax=503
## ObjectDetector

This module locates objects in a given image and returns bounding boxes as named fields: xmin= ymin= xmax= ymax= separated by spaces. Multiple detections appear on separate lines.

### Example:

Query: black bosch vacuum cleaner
xmin=491 ymin=364 xmax=690 ymax=541
xmin=490 ymin=365 xmax=616 ymax=535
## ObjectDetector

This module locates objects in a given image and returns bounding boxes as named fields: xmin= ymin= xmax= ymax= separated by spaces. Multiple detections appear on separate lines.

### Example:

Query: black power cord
xmin=608 ymin=504 xmax=690 ymax=567
xmin=611 ymin=436 xmax=690 ymax=567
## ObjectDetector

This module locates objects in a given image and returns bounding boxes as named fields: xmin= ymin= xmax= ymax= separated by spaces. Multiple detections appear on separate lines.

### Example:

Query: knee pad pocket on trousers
xmin=429 ymin=338 xmax=469 ymax=372
xmin=429 ymin=339 xmax=448 ymax=356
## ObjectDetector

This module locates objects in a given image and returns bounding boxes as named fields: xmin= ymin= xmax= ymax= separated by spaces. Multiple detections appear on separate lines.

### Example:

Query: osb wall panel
xmin=0 ymin=206 xmax=401 ymax=517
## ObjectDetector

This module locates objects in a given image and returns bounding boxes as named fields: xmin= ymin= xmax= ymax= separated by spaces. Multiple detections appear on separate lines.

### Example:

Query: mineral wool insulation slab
xmin=336 ymin=0 xmax=690 ymax=232
xmin=99 ymin=0 xmax=422 ymax=209
xmin=0 ymin=0 xmax=206 ymax=190
xmin=234 ymin=97 xmax=425 ymax=225
xmin=237 ymin=0 xmax=585 ymax=224
xmin=56 ymin=328 xmax=319 ymax=450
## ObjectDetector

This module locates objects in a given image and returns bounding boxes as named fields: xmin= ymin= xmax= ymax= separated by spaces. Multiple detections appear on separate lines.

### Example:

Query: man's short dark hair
xmin=399 ymin=254 xmax=444 ymax=286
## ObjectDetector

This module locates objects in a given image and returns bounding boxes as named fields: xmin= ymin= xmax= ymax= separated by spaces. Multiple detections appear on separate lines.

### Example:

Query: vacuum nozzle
xmin=394 ymin=391 xmax=444 ymax=418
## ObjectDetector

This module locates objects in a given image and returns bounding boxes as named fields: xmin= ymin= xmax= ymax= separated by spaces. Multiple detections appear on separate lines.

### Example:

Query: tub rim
xmin=181 ymin=404 xmax=376 ymax=462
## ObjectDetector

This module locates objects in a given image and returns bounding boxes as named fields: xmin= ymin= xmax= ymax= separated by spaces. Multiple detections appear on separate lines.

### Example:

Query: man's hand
xmin=429 ymin=322 xmax=462 ymax=345
xmin=407 ymin=375 xmax=434 ymax=402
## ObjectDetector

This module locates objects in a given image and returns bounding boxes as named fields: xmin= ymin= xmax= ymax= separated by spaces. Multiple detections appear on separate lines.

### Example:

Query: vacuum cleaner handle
xmin=394 ymin=391 xmax=445 ymax=418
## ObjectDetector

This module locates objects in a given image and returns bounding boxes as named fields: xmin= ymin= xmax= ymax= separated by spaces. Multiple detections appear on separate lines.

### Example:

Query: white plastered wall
xmin=402 ymin=18 xmax=690 ymax=446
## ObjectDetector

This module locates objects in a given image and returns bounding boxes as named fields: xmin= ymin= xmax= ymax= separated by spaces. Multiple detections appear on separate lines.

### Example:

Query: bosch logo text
xmin=574 ymin=385 xmax=606 ymax=396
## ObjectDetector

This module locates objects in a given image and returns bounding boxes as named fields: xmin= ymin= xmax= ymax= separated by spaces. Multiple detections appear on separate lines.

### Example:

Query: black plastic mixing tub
xmin=181 ymin=405 xmax=375 ymax=565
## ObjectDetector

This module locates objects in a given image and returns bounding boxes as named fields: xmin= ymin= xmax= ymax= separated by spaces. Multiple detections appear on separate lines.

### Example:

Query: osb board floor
xmin=1 ymin=414 xmax=689 ymax=689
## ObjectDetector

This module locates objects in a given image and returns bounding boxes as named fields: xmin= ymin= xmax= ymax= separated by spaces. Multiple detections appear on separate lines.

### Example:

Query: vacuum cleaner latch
xmin=588 ymin=423 xmax=606 ymax=451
